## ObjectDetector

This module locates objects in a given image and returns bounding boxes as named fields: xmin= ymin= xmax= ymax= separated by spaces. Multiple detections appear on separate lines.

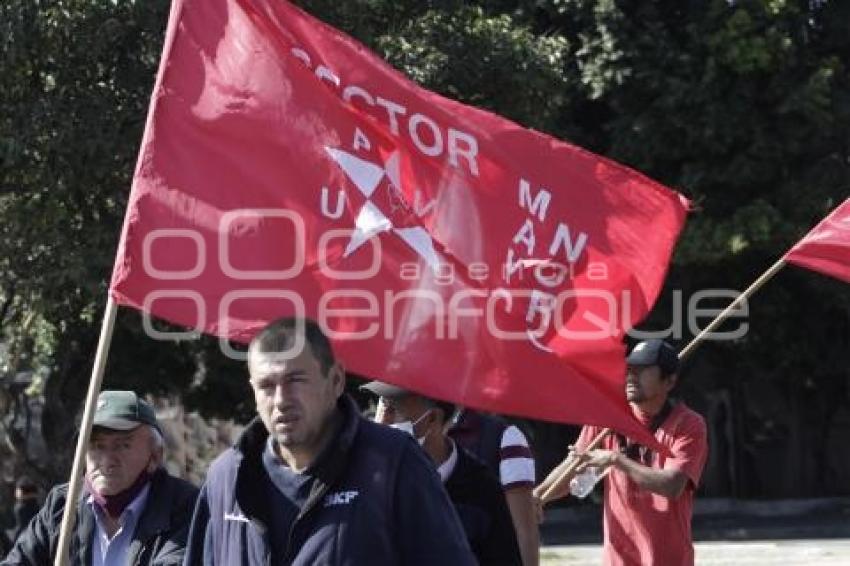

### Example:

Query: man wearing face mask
xmin=364 ymin=381 xmax=522 ymax=565
xmin=1 ymin=390 xmax=198 ymax=566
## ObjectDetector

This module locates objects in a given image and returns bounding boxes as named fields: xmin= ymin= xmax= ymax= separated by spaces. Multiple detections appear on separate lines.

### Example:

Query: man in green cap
xmin=2 ymin=390 xmax=198 ymax=566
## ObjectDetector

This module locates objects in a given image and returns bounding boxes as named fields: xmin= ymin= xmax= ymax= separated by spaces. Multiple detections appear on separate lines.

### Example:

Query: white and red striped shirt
xmin=448 ymin=409 xmax=535 ymax=490
xmin=498 ymin=425 xmax=535 ymax=490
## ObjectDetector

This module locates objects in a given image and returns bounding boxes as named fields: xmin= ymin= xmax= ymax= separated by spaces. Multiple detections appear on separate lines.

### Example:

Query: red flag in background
xmin=109 ymin=0 xmax=689 ymax=443
xmin=785 ymin=198 xmax=850 ymax=284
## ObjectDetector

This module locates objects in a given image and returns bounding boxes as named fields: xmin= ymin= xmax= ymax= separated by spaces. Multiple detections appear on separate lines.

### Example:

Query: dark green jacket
xmin=1 ymin=469 xmax=198 ymax=566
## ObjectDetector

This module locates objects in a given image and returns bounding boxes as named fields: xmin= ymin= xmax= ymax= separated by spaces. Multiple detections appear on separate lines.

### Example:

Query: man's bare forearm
xmin=505 ymin=487 xmax=540 ymax=566
xmin=610 ymin=452 xmax=687 ymax=498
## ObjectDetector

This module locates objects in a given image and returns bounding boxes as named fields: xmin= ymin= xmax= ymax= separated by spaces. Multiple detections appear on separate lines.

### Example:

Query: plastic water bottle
xmin=569 ymin=466 xmax=607 ymax=499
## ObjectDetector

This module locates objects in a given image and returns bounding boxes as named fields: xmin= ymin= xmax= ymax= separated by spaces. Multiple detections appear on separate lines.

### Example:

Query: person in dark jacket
xmin=184 ymin=317 xmax=474 ymax=565
xmin=1 ymin=390 xmax=198 ymax=566
xmin=4 ymin=476 xmax=40 ymax=548
xmin=449 ymin=409 xmax=540 ymax=566
xmin=365 ymin=381 xmax=522 ymax=565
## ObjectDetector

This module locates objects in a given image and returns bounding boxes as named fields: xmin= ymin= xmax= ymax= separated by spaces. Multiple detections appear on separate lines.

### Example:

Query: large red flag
xmin=785 ymin=198 xmax=850 ymax=283
xmin=110 ymin=0 xmax=689 ymax=442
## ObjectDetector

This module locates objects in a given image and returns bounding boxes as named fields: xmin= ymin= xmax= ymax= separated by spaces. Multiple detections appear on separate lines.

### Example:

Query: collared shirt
xmin=575 ymin=403 xmax=708 ymax=566
xmin=88 ymin=483 xmax=151 ymax=566
xmin=436 ymin=439 xmax=459 ymax=483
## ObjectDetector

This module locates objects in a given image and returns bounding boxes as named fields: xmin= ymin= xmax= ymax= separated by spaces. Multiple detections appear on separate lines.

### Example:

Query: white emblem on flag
xmin=325 ymin=147 xmax=441 ymax=270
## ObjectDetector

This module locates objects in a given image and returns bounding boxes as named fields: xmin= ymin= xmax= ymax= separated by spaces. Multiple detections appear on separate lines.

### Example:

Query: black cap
xmin=360 ymin=381 xmax=410 ymax=399
xmin=626 ymin=339 xmax=679 ymax=374
xmin=360 ymin=381 xmax=456 ymax=422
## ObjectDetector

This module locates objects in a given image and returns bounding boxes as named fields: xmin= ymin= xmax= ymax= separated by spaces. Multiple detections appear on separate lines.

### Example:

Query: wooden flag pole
xmin=539 ymin=426 xmax=611 ymax=503
xmin=678 ymin=257 xmax=787 ymax=360
xmin=539 ymin=257 xmax=789 ymax=506
xmin=54 ymin=297 xmax=119 ymax=566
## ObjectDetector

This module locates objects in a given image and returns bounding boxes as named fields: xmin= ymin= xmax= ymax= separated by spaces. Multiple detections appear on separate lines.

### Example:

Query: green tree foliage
xmin=1 ymin=0 xmax=848 ymax=495
xmin=2 ymin=0 xmax=168 ymax=480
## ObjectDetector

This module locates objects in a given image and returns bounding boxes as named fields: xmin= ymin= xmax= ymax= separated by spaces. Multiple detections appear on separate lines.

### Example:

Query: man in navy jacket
xmin=184 ymin=317 xmax=474 ymax=565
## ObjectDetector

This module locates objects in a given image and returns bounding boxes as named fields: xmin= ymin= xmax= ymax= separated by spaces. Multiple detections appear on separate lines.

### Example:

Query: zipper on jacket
xmin=282 ymin=516 xmax=299 ymax=563
xmin=250 ymin=518 xmax=272 ymax=566
xmin=132 ymin=543 xmax=147 ymax=566
xmin=282 ymin=488 xmax=325 ymax=563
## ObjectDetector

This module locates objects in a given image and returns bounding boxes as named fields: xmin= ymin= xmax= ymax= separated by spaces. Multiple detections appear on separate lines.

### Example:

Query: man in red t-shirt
xmin=534 ymin=339 xmax=708 ymax=566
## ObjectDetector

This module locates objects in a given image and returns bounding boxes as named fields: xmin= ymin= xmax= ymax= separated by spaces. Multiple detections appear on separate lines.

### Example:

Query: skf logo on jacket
xmin=324 ymin=490 xmax=359 ymax=507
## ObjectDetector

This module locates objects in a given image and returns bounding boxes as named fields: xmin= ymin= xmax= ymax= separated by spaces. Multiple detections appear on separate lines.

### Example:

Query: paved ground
xmin=540 ymin=497 xmax=850 ymax=545
xmin=541 ymin=539 xmax=850 ymax=565
xmin=539 ymin=498 xmax=850 ymax=564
